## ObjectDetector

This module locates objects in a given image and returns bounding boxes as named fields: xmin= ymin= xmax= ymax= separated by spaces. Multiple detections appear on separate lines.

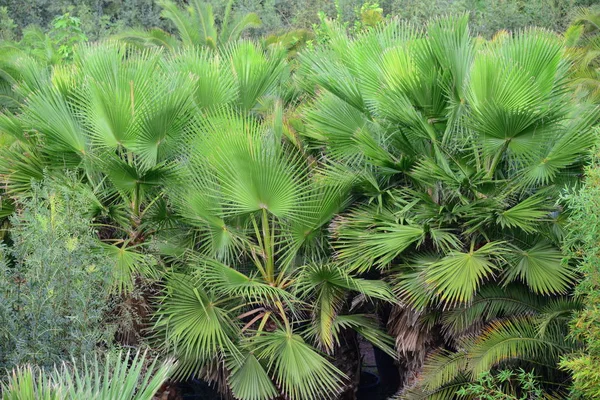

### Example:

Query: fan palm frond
xmin=251 ymin=329 xmax=347 ymax=400
xmin=154 ymin=274 xmax=241 ymax=379
xmin=503 ymin=241 xmax=575 ymax=295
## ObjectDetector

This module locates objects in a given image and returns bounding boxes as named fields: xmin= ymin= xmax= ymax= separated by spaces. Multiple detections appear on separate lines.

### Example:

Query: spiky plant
xmin=1 ymin=350 xmax=174 ymax=400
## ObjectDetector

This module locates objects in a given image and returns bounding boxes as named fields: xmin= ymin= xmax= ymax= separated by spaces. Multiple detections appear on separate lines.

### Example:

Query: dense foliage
xmin=298 ymin=15 xmax=594 ymax=398
xmin=560 ymin=155 xmax=600 ymax=399
xmin=0 ymin=0 xmax=596 ymax=41
xmin=0 ymin=176 xmax=115 ymax=369
xmin=456 ymin=369 xmax=545 ymax=399
xmin=1 ymin=2 xmax=600 ymax=400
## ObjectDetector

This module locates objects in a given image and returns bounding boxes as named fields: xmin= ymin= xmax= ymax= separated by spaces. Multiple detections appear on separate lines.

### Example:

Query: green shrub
xmin=560 ymin=155 xmax=600 ymax=399
xmin=457 ymin=370 xmax=544 ymax=399
xmin=0 ymin=175 xmax=115 ymax=369
xmin=0 ymin=6 xmax=16 ymax=41
xmin=48 ymin=13 xmax=87 ymax=60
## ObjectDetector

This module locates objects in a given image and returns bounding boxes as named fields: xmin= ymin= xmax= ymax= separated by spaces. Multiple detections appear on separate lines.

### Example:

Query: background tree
xmin=0 ymin=0 xmax=597 ymax=42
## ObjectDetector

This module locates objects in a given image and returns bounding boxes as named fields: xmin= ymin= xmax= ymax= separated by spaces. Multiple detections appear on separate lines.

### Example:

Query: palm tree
xmin=298 ymin=15 xmax=597 ymax=397
xmin=116 ymin=0 xmax=261 ymax=51
xmin=0 ymin=39 xmax=392 ymax=398
xmin=0 ymin=38 xmax=294 ymax=355
xmin=0 ymin=40 xmax=288 ymax=292
xmin=398 ymin=286 xmax=581 ymax=399
xmin=153 ymin=110 xmax=397 ymax=399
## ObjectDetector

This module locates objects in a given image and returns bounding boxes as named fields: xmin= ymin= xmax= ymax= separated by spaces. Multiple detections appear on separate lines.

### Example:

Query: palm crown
xmin=298 ymin=15 xmax=597 ymax=397
xmin=0 ymin=40 xmax=289 ymax=290
xmin=154 ymin=109 xmax=396 ymax=399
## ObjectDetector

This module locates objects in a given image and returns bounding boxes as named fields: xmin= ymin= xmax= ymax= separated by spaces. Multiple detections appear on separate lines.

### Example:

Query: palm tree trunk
xmin=333 ymin=329 xmax=361 ymax=400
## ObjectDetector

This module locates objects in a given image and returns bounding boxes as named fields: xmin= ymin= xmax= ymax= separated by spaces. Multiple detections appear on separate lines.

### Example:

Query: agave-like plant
xmin=298 ymin=15 xmax=597 ymax=397
xmin=153 ymin=111 xmax=397 ymax=400
xmin=1 ymin=350 xmax=174 ymax=400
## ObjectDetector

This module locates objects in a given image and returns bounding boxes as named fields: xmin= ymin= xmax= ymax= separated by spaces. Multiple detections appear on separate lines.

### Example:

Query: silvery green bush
xmin=0 ymin=175 xmax=115 ymax=369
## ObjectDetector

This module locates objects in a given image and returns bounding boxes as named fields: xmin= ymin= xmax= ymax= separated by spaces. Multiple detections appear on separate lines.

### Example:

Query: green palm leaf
xmin=198 ymin=257 xmax=296 ymax=306
xmin=332 ymin=314 xmax=397 ymax=359
xmin=24 ymin=86 xmax=87 ymax=162
xmin=495 ymin=192 xmax=552 ymax=233
xmin=252 ymin=329 xmax=347 ymax=400
xmin=114 ymin=28 xmax=179 ymax=52
xmin=333 ymin=208 xmax=424 ymax=272
xmin=419 ymin=350 xmax=469 ymax=392
xmin=220 ymin=4 xmax=261 ymax=45
xmin=225 ymin=41 xmax=287 ymax=111
xmin=399 ymin=377 xmax=472 ymax=400
xmin=425 ymin=241 xmax=507 ymax=304
xmin=468 ymin=318 xmax=570 ymax=376
xmin=441 ymin=284 xmax=547 ymax=336
xmin=158 ymin=0 xmax=205 ymax=47
xmin=295 ymin=263 xmax=394 ymax=351
xmin=167 ymin=47 xmax=237 ymax=109
xmin=227 ymin=352 xmax=278 ymax=400
xmin=181 ymin=111 xmax=310 ymax=221
xmin=503 ymin=241 xmax=575 ymax=295
xmin=102 ymin=243 xmax=154 ymax=294
xmin=154 ymin=275 xmax=241 ymax=378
